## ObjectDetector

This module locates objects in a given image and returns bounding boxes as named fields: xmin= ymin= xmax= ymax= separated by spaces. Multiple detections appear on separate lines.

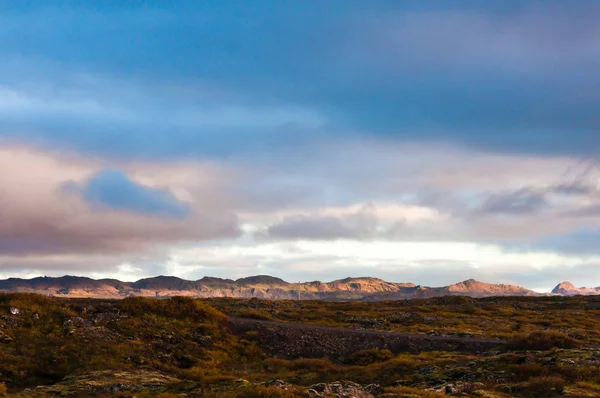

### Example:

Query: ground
xmin=1 ymin=293 xmax=600 ymax=397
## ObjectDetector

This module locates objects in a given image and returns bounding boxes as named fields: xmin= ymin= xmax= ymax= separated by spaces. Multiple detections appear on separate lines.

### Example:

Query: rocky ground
xmin=226 ymin=317 xmax=506 ymax=358
xmin=2 ymin=294 xmax=600 ymax=397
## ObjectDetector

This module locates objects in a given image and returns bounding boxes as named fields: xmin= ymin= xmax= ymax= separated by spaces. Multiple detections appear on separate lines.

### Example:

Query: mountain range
xmin=1 ymin=275 xmax=595 ymax=300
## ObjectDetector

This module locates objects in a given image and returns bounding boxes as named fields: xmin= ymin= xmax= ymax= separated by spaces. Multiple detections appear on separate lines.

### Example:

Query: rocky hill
xmin=552 ymin=281 xmax=600 ymax=296
xmin=0 ymin=274 xmax=547 ymax=300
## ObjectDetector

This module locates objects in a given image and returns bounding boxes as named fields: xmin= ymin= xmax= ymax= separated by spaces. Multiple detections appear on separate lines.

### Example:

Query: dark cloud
xmin=479 ymin=189 xmax=546 ymax=215
xmin=476 ymin=178 xmax=600 ymax=217
xmin=0 ymin=2 xmax=599 ymax=158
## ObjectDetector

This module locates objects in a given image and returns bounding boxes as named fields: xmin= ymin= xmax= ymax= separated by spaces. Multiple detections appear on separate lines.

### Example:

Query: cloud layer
xmin=0 ymin=2 xmax=599 ymax=289
xmin=1 ymin=2 xmax=600 ymax=158
xmin=0 ymin=142 xmax=598 ymax=290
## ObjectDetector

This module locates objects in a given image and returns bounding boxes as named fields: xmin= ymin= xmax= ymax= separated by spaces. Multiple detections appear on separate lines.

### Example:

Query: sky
xmin=1 ymin=1 xmax=600 ymax=291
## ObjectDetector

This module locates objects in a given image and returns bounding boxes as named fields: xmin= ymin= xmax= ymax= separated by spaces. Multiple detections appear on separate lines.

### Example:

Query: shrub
xmin=118 ymin=296 xmax=225 ymax=322
xmin=518 ymin=375 xmax=565 ymax=397
xmin=509 ymin=331 xmax=581 ymax=350
xmin=236 ymin=309 xmax=275 ymax=321
xmin=347 ymin=349 xmax=394 ymax=366
xmin=512 ymin=363 xmax=546 ymax=381
xmin=235 ymin=385 xmax=306 ymax=398
xmin=288 ymin=358 xmax=337 ymax=372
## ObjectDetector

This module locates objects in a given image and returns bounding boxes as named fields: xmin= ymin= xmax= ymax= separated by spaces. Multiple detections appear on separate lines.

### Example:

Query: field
xmin=1 ymin=293 xmax=600 ymax=397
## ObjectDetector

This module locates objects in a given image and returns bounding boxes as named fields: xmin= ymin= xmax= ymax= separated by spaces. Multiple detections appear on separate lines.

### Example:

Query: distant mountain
xmin=0 ymin=275 xmax=552 ymax=300
xmin=446 ymin=279 xmax=533 ymax=297
xmin=552 ymin=281 xmax=600 ymax=296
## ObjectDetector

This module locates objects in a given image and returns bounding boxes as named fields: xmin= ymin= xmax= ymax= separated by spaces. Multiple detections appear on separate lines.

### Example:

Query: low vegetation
xmin=206 ymin=294 xmax=600 ymax=343
xmin=509 ymin=330 xmax=582 ymax=351
xmin=1 ymin=293 xmax=600 ymax=396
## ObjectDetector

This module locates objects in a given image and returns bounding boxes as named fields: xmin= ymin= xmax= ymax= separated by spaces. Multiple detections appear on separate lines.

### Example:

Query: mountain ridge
xmin=0 ymin=274 xmax=578 ymax=300
xmin=551 ymin=281 xmax=600 ymax=296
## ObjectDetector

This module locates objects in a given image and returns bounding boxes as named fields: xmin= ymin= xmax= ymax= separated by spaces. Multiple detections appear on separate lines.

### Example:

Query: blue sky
xmin=0 ymin=1 xmax=599 ymax=290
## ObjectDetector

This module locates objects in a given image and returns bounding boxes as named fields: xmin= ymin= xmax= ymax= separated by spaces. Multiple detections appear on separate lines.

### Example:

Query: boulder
xmin=308 ymin=381 xmax=375 ymax=397
xmin=262 ymin=379 xmax=292 ymax=390
xmin=365 ymin=383 xmax=384 ymax=395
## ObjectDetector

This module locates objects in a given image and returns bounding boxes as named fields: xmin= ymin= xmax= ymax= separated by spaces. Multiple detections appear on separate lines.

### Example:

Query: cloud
xmin=478 ymin=189 xmax=547 ymax=215
xmin=529 ymin=228 xmax=600 ymax=256
xmin=157 ymin=238 xmax=600 ymax=290
xmin=266 ymin=204 xmax=378 ymax=240
xmin=71 ymin=169 xmax=191 ymax=218
xmin=0 ymin=140 xmax=600 ymax=288
xmin=0 ymin=146 xmax=239 ymax=259
xmin=2 ymin=3 xmax=600 ymax=288
xmin=0 ymin=3 xmax=599 ymax=159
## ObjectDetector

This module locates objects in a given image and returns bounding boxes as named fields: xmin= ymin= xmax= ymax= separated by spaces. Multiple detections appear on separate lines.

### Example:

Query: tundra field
xmin=1 ymin=293 xmax=600 ymax=397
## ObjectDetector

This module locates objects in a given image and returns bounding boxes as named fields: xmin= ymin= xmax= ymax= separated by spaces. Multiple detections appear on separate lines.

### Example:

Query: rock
xmin=0 ymin=330 xmax=13 ymax=343
xmin=365 ymin=383 xmax=384 ymax=395
xmin=309 ymin=383 xmax=328 ymax=393
xmin=0 ymin=316 xmax=18 ymax=328
xmin=344 ymin=316 xmax=387 ymax=329
xmin=262 ymin=379 xmax=290 ymax=390
xmin=431 ymin=381 xmax=486 ymax=395
xmin=516 ymin=355 xmax=532 ymax=364
xmin=307 ymin=381 xmax=374 ymax=397
xmin=445 ymin=384 xmax=458 ymax=394
xmin=64 ymin=317 xmax=85 ymax=328
xmin=419 ymin=365 xmax=436 ymax=375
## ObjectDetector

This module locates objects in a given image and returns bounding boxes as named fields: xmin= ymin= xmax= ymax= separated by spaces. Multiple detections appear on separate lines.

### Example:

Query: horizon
xmin=1 ymin=1 xmax=600 ymax=289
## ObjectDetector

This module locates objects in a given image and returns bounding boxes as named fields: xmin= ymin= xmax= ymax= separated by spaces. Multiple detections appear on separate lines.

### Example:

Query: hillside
xmin=552 ymin=281 xmax=600 ymax=296
xmin=0 ymin=275 xmax=545 ymax=300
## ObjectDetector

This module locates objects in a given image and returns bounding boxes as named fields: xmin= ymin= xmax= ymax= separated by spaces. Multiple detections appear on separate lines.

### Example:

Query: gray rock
xmin=307 ymin=381 xmax=374 ymax=397
xmin=262 ymin=379 xmax=291 ymax=390
xmin=419 ymin=365 xmax=437 ymax=375
xmin=365 ymin=383 xmax=384 ymax=395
